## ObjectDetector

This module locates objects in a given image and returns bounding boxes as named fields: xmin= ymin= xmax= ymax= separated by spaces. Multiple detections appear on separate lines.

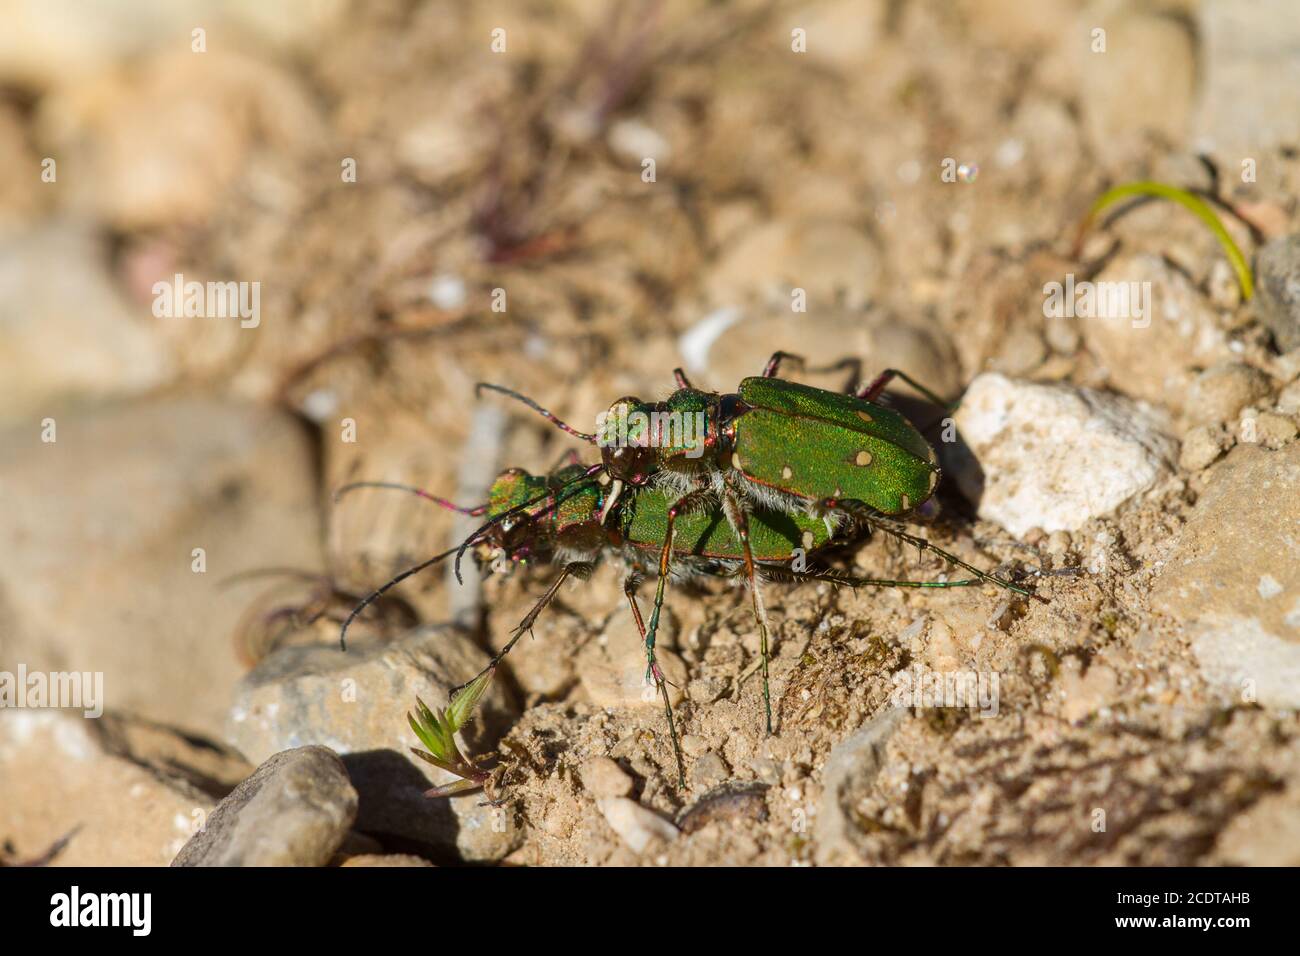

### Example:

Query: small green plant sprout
xmin=1074 ymin=179 xmax=1255 ymax=300
xmin=407 ymin=669 xmax=496 ymax=798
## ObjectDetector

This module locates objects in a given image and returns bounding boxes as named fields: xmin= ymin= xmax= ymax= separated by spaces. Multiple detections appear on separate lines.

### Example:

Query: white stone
xmin=953 ymin=373 xmax=1176 ymax=536
xmin=597 ymin=797 xmax=678 ymax=853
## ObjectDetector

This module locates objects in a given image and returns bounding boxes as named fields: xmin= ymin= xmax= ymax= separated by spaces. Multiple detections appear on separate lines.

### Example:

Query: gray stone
xmin=579 ymin=757 xmax=633 ymax=798
xmin=172 ymin=746 xmax=356 ymax=867
xmin=815 ymin=708 xmax=905 ymax=866
xmin=1255 ymin=234 xmax=1300 ymax=353
xmin=226 ymin=626 xmax=519 ymax=863
xmin=577 ymin=605 xmax=687 ymax=710
xmin=704 ymin=219 xmax=881 ymax=309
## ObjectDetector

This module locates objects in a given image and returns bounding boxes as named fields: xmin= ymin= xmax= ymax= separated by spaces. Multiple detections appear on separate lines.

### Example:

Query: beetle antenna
xmin=476 ymin=383 xmax=597 ymax=443
xmin=334 ymin=481 xmax=489 ymax=515
xmin=339 ymin=543 xmax=464 ymax=651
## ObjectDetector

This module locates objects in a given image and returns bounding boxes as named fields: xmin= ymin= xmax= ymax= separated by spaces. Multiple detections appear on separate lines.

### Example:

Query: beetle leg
xmin=774 ymin=566 xmax=985 ymax=589
xmin=721 ymin=481 xmax=775 ymax=736
xmin=828 ymin=357 xmax=863 ymax=394
xmin=449 ymin=562 xmax=583 ymax=696
xmin=800 ymin=355 xmax=863 ymax=393
xmin=644 ymin=488 xmax=713 ymax=787
xmin=624 ymin=571 xmax=686 ymax=788
xmin=857 ymin=368 xmax=954 ymax=411
xmin=859 ymin=515 xmax=1046 ymax=602
xmin=761 ymin=350 xmax=806 ymax=378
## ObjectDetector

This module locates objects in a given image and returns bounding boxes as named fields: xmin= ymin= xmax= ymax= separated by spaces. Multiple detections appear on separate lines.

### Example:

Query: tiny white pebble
xmin=301 ymin=389 xmax=338 ymax=422
xmin=428 ymin=273 xmax=467 ymax=309
xmin=994 ymin=140 xmax=1023 ymax=168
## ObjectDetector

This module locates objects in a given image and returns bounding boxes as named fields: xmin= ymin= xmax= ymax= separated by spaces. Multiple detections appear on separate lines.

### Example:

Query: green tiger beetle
xmin=337 ymin=452 xmax=995 ymax=787
xmin=476 ymin=352 xmax=1041 ymax=742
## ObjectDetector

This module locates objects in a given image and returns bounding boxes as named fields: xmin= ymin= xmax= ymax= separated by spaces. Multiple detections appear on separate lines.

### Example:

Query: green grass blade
xmin=1077 ymin=180 xmax=1254 ymax=300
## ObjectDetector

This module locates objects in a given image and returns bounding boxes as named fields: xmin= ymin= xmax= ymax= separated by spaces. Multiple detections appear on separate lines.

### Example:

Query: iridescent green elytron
xmin=733 ymin=376 xmax=939 ymax=514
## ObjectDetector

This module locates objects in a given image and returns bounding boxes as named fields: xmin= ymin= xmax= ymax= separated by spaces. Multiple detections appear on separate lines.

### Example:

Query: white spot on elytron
xmin=731 ymin=452 xmax=742 ymax=469
xmin=781 ymin=465 xmax=793 ymax=480
xmin=855 ymin=450 xmax=872 ymax=466
xmin=1258 ymin=575 xmax=1283 ymax=599
xmin=856 ymin=410 xmax=873 ymax=423
xmin=928 ymin=470 xmax=939 ymax=492
xmin=900 ymin=493 xmax=911 ymax=510
xmin=801 ymin=530 xmax=814 ymax=549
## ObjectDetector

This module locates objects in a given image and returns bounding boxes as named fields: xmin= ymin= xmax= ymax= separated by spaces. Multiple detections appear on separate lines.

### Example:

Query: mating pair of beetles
xmin=338 ymin=352 xmax=1037 ymax=787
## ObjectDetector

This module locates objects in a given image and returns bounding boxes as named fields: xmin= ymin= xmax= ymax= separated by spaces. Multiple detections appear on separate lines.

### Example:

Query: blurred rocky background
xmin=2 ymin=0 xmax=1299 ymax=866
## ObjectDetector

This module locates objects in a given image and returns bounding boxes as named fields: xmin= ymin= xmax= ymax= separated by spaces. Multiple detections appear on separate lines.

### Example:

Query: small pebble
xmin=1277 ymin=379 xmax=1300 ymax=414
xmin=580 ymin=757 xmax=633 ymax=798
xmin=1045 ymin=530 xmax=1073 ymax=558
xmin=597 ymin=798 xmax=678 ymax=853
xmin=1179 ymin=424 xmax=1230 ymax=471
xmin=1252 ymin=411 xmax=1299 ymax=447
xmin=341 ymin=854 xmax=434 ymax=867
xmin=686 ymin=677 xmax=727 ymax=704
xmin=1186 ymin=363 xmax=1273 ymax=426
xmin=690 ymin=752 xmax=729 ymax=789
xmin=427 ymin=273 xmax=467 ymax=310
xmin=1043 ymin=316 xmax=1081 ymax=355
xmin=677 ymin=783 xmax=769 ymax=834
xmin=679 ymin=734 xmax=710 ymax=758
